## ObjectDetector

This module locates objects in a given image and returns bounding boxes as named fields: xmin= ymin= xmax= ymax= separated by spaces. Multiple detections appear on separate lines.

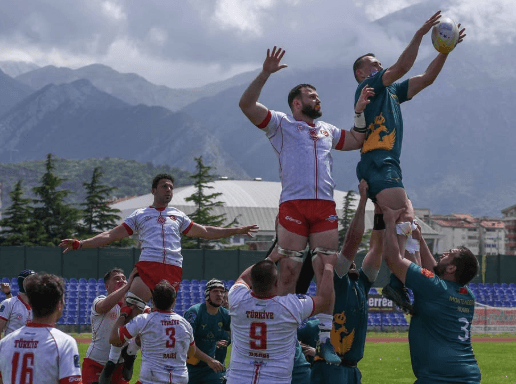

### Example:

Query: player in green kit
xmin=383 ymin=206 xmax=481 ymax=384
xmin=311 ymin=180 xmax=384 ymax=384
xmin=352 ymin=11 xmax=466 ymax=313
xmin=184 ymin=279 xmax=228 ymax=384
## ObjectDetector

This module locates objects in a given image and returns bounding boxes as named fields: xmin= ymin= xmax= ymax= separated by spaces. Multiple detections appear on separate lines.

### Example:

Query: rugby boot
xmin=382 ymin=283 xmax=414 ymax=315
xmin=121 ymin=345 xmax=136 ymax=381
xmin=98 ymin=360 xmax=117 ymax=384
xmin=315 ymin=338 xmax=341 ymax=365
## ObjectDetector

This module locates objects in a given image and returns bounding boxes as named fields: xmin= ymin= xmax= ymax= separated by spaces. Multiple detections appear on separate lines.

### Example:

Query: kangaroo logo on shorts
xmin=326 ymin=215 xmax=338 ymax=223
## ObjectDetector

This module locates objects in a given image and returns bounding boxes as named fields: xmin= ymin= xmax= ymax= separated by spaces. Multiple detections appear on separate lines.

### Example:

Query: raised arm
xmin=382 ymin=11 xmax=442 ymax=87
xmin=59 ymin=224 xmax=130 ymax=254
xmin=338 ymin=87 xmax=374 ymax=151
xmin=311 ymin=259 xmax=336 ymax=315
xmin=239 ymin=46 xmax=287 ymax=125
xmin=185 ymin=223 xmax=258 ymax=240
xmin=95 ymin=269 xmax=137 ymax=315
xmin=407 ymin=24 xmax=466 ymax=98
xmin=412 ymin=223 xmax=437 ymax=271
xmin=382 ymin=206 xmax=412 ymax=284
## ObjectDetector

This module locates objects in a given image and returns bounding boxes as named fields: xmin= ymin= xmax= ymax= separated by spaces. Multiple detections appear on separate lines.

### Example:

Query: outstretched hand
xmin=207 ymin=358 xmax=224 ymax=373
xmin=58 ymin=239 xmax=77 ymax=254
xmin=263 ymin=46 xmax=287 ymax=74
xmin=355 ymin=86 xmax=374 ymax=113
xmin=418 ymin=11 xmax=441 ymax=36
xmin=238 ymin=224 xmax=259 ymax=237
xmin=456 ymin=23 xmax=466 ymax=46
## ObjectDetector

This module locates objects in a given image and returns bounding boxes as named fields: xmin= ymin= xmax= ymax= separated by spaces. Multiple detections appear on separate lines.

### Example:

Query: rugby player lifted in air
xmin=239 ymin=46 xmax=374 ymax=364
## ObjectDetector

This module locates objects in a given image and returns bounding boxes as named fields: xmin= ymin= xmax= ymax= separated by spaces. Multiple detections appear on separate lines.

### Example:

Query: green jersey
xmin=406 ymin=263 xmax=481 ymax=384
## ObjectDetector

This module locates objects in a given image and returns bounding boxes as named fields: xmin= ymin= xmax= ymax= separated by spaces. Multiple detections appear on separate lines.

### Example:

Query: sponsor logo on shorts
xmin=285 ymin=216 xmax=302 ymax=225
xmin=326 ymin=215 xmax=338 ymax=223
xmin=421 ymin=268 xmax=435 ymax=278
xmin=74 ymin=354 xmax=80 ymax=368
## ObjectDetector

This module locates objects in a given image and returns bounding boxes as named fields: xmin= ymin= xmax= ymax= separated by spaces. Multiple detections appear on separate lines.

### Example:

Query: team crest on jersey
xmin=331 ymin=311 xmax=355 ymax=355
xmin=320 ymin=129 xmax=329 ymax=137
xmin=157 ymin=215 xmax=166 ymax=224
xmin=459 ymin=287 xmax=468 ymax=294
xmin=169 ymin=215 xmax=177 ymax=221
xmin=218 ymin=322 xmax=223 ymax=328
xmin=326 ymin=215 xmax=338 ymax=223
xmin=74 ymin=354 xmax=80 ymax=368
xmin=309 ymin=128 xmax=319 ymax=142
xmin=297 ymin=124 xmax=304 ymax=131
xmin=421 ymin=268 xmax=435 ymax=278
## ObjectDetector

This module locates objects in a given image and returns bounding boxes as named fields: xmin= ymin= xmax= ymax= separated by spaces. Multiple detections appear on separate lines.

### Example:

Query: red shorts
xmin=278 ymin=199 xmax=338 ymax=237
xmin=135 ymin=261 xmax=182 ymax=292
xmin=82 ymin=358 xmax=128 ymax=384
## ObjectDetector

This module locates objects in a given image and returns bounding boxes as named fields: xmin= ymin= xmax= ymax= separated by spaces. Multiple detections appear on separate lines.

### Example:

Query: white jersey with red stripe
xmin=0 ymin=295 xmax=32 ymax=336
xmin=119 ymin=311 xmax=194 ymax=384
xmin=85 ymin=295 xmax=121 ymax=365
xmin=227 ymin=283 xmax=315 ymax=384
xmin=123 ymin=206 xmax=193 ymax=267
xmin=0 ymin=323 xmax=82 ymax=384
xmin=257 ymin=110 xmax=346 ymax=204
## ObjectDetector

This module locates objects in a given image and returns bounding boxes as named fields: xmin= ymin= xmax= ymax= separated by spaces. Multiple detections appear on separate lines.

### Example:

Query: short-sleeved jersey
xmin=355 ymin=69 xmax=410 ymax=168
xmin=119 ymin=311 xmax=194 ymax=384
xmin=258 ymin=110 xmax=347 ymax=204
xmin=85 ymin=295 xmax=121 ymax=365
xmin=0 ymin=296 xmax=32 ymax=336
xmin=184 ymin=302 xmax=231 ymax=369
xmin=227 ymin=283 xmax=315 ymax=384
xmin=405 ymin=263 xmax=481 ymax=384
xmin=330 ymin=269 xmax=372 ymax=363
xmin=0 ymin=323 xmax=82 ymax=384
xmin=123 ymin=206 xmax=193 ymax=267
xmin=297 ymin=319 xmax=319 ymax=365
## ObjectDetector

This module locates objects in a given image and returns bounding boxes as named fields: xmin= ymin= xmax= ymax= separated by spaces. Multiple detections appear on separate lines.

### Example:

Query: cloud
xmin=0 ymin=0 xmax=513 ymax=87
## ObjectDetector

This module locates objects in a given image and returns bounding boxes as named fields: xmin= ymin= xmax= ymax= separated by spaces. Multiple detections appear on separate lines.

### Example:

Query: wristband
xmin=72 ymin=239 xmax=82 ymax=250
xmin=353 ymin=111 xmax=366 ymax=131
xmin=120 ymin=306 xmax=132 ymax=318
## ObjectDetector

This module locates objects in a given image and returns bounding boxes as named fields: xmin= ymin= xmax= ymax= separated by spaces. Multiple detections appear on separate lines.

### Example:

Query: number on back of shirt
xmin=250 ymin=322 xmax=267 ymax=350
xmin=12 ymin=352 xmax=34 ymax=384
xmin=458 ymin=317 xmax=469 ymax=341
xmin=166 ymin=327 xmax=176 ymax=348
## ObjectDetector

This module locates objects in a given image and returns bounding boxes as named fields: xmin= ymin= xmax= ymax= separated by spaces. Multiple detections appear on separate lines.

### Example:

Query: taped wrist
xmin=353 ymin=111 xmax=366 ymax=133
xmin=72 ymin=239 xmax=82 ymax=250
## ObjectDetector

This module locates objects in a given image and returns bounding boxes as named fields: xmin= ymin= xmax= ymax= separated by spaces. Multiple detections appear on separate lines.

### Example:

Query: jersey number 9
xmin=250 ymin=322 xmax=267 ymax=350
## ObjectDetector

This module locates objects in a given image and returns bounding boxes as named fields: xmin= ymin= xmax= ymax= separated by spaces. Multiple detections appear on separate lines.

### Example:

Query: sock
xmin=108 ymin=345 xmax=122 ymax=363
xmin=126 ymin=339 xmax=140 ymax=356
xmin=316 ymin=313 xmax=333 ymax=343
xmin=390 ymin=273 xmax=404 ymax=289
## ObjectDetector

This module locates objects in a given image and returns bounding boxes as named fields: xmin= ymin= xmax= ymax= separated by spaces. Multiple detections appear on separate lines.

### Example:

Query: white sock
xmin=126 ymin=339 xmax=140 ymax=356
xmin=108 ymin=345 xmax=122 ymax=363
xmin=317 ymin=313 xmax=333 ymax=343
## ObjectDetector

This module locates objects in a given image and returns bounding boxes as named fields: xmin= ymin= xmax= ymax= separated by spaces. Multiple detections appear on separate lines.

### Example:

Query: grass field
xmin=76 ymin=333 xmax=516 ymax=384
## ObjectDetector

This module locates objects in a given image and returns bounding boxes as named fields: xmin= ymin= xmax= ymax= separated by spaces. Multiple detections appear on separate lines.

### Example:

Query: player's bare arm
xmin=311 ymin=257 xmax=337 ymax=315
xmin=382 ymin=206 xmax=412 ymax=283
xmin=412 ymin=223 xmax=437 ymax=271
xmin=185 ymin=223 xmax=259 ymax=239
xmin=193 ymin=347 xmax=224 ymax=372
xmin=59 ymin=224 xmax=130 ymax=253
xmin=109 ymin=313 xmax=131 ymax=346
xmin=239 ymin=46 xmax=287 ymax=125
xmin=340 ymin=86 xmax=375 ymax=150
xmin=407 ymin=24 xmax=466 ymax=98
xmin=95 ymin=268 xmax=137 ymax=314
xmin=383 ymin=11 xmax=442 ymax=87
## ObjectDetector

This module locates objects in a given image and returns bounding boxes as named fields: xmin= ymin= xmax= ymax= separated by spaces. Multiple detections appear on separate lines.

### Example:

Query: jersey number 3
xmin=250 ymin=322 xmax=267 ymax=350
xmin=458 ymin=318 xmax=469 ymax=341
xmin=12 ymin=352 xmax=34 ymax=384
xmin=166 ymin=327 xmax=176 ymax=348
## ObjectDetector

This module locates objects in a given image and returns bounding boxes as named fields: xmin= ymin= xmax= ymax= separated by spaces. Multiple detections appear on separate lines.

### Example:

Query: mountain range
xmin=0 ymin=0 xmax=514 ymax=217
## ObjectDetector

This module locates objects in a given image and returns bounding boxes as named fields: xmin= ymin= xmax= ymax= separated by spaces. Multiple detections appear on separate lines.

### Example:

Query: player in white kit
xmin=82 ymin=268 xmax=138 ymax=384
xmin=0 ymin=269 xmax=36 ymax=338
xmin=227 ymin=250 xmax=336 ymax=384
xmin=110 ymin=279 xmax=216 ymax=384
xmin=239 ymin=46 xmax=374 ymax=363
xmin=59 ymin=173 xmax=258 ymax=383
xmin=0 ymin=273 xmax=82 ymax=384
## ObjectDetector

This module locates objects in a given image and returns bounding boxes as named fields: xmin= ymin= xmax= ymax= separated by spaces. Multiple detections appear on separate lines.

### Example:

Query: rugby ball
xmin=431 ymin=17 xmax=459 ymax=53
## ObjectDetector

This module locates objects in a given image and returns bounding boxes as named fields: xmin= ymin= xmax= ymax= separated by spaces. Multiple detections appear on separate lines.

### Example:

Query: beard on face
xmin=301 ymin=103 xmax=322 ymax=119
xmin=433 ymin=262 xmax=447 ymax=277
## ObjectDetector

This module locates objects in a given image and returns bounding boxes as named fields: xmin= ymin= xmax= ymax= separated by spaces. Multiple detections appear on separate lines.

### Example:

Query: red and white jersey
xmin=123 ymin=206 xmax=193 ymax=267
xmin=85 ymin=296 xmax=121 ymax=365
xmin=227 ymin=283 xmax=315 ymax=384
xmin=118 ymin=311 xmax=194 ymax=384
xmin=0 ymin=295 xmax=32 ymax=336
xmin=0 ymin=323 xmax=82 ymax=384
xmin=258 ymin=110 xmax=347 ymax=204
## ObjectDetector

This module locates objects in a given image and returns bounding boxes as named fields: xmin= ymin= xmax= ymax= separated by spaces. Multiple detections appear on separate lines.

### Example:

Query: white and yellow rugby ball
xmin=431 ymin=17 xmax=459 ymax=53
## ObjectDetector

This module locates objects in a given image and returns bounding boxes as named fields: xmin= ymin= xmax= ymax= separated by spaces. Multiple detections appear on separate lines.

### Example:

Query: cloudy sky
xmin=0 ymin=0 xmax=514 ymax=88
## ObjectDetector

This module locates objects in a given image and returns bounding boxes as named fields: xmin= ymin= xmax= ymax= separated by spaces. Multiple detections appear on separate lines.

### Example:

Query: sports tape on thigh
xmin=405 ymin=236 xmax=420 ymax=255
xmin=278 ymin=246 xmax=304 ymax=262
xmin=396 ymin=221 xmax=417 ymax=237
xmin=125 ymin=292 xmax=147 ymax=311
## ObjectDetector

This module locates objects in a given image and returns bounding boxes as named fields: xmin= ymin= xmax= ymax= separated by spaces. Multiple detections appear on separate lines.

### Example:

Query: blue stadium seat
xmin=468 ymin=283 xmax=477 ymax=289
xmin=97 ymin=278 xmax=104 ymax=284
xmin=69 ymin=278 xmax=78 ymax=284
xmin=511 ymin=300 xmax=516 ymax=307
xmin=501 ymin=283 xmax=509 ymax=289
xmin=79 ymin=278 xmax=87 ymax=284
xmin=200 ymin=279 xmax=207 ymax=285
xmin=88 ymin=278 xmax=97 ymax=284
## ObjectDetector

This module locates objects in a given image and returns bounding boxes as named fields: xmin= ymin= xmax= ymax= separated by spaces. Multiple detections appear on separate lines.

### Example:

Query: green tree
xmin=0 ymin=180 xmax=39 ymax=245
xmin=182 ymin=156 xmax=238 ymax=249
xmin=338 ymin=190 xmax=356 ymax=248
xmin=32 ymin=154 xmax=82 ymax=246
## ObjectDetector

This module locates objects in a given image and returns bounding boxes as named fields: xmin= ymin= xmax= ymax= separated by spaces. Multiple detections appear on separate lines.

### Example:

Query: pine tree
xmin=32 ymin=154 xmax=82 ymax=246
xmin=338 ymin=190 xmax=356 ymax=248
xmin=182 ymin=156 xmax=238 ymax=249
xmin=0 ymin=180 xmax=37 ymax=245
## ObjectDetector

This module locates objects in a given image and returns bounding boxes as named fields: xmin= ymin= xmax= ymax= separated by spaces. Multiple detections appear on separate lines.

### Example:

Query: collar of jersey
xmin=18 ymin=295 xmax=31 ymax=310
xmin=149 ymin=206 xmax=167 ymax=211
xmin=157 ymin=310 xmax=174 ymax=313
xmin=26 ymin=322 xmax=53 ymax=328
xmin=292 ymin=116 xmax=316 ymax=127
xmin=251 ymin=292 xmax=276 ymax=300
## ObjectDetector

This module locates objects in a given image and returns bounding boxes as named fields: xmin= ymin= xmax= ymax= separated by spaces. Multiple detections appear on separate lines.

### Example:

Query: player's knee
xmin=126 ymin=292 xmax=147 ymax=311
xmin=277 ymin=246 xmax=304 ymax=263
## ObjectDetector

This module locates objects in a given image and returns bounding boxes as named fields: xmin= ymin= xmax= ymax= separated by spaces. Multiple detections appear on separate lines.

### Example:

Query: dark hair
xmin=103 ymin=268 xmax=125 ymax=285
xmin=24 ymin=274 xmax=65 ymax=318
xmin=152 ymin=174 xmax=174 ymax=190
xmin=287 ymin=84 xmax=316 ymax=111
xmin=352 ymin=53 xmax=375 ymax=83
xmin=451 ymin=247 xmax=479 ymax=286
xmin=250 ymin=260 xmax=277 ymax=295
xmin=152 ymin=280 xmax=177 ymax=311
